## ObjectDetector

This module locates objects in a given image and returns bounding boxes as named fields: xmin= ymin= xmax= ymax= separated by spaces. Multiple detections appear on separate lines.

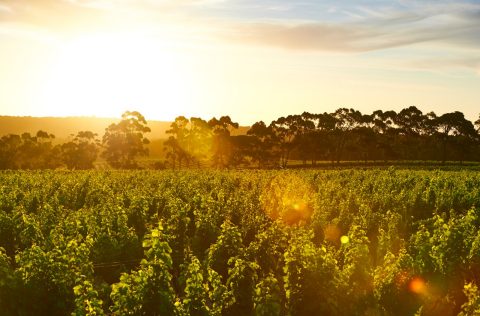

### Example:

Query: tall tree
xmin=165 ymin=116 xmax=190 ymax=168
xmin=475 ymin=114 xmax=480 ymax=133
xmin=394 ymin=106 xmax=427 ymax=136
xmin=102 ymin=111 xmax=151 ymax=169
xmin=16 ymin=131 xmax=59 ymax=169
xmin=0 ymin=134 xmax=22 ymax=169
xmin=246 ymin=121 xmax=279 ymax=167
xmin=292 ymin=113 xmax=316 ymax=166
xmin=187 ymin=117 xmax=211 ymax=166
xmin=434 ymin=111 xmax=477 ymax=163
xmin=369 ymin=110 xmax=398 ymax=161
xmin=330 ymin=108 xmax=364 ymax=163
xmin=165 ymin=116 xmax=211 ymax=167
xmin=163 ymin=136 xmax=189 ymax=169
xmin=229 ymin=135 xmax=261 ymax=167
xmin=61 ymin=131 xmax=100 ymax=169
xmin=393 ymin=106 xmax=433 ymax=160
xmin=269 ymin=115 xmax=306 ymax=167
xmin=208 ymin=116 xmax=239 ymax=168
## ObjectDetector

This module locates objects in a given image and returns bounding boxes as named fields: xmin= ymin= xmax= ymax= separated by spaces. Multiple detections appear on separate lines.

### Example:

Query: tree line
xmin=0 ymin=111 xmax=149 ymax=170
xmin=242 ymin=107 xmax=480 ymax=167
xmin=1 ymin=106 xmax=480 ymax=169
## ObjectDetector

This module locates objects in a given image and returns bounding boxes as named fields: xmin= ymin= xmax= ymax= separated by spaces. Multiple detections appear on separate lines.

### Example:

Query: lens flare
xmin=260 ymin=174 xmax=313 ymax=226
xmin=324 ymin=224 xmax=341 ymax=243
xmin=340 ymin=235 xmax=350 ymax=244
xmin=409 ymin=277 xmax=427 ymax=295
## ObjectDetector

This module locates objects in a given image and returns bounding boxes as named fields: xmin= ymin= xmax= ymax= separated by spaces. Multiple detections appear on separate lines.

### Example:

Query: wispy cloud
xmin=224 ymin=6 xmax=480 ymax=52
xmin=224 ymin=22 xmax=372 ymax=52
xmin=0 ymin=3 xmax=12 ymax=13
xmin=407 ymin=57 xmax=480 ymax=72
xmin=1 ymin=0 xmax=480 ymax=73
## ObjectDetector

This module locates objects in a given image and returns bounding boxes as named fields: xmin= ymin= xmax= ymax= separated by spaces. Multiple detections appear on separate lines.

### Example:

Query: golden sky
xmin=0 ymin=0 xmax=479 ymax=124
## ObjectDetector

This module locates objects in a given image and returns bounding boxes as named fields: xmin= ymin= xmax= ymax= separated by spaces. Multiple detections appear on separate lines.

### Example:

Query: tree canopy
xmin=0 ymin=107 xmax=480 ymax=170
xmin=102 ymin=111 xmax=151 ymax=169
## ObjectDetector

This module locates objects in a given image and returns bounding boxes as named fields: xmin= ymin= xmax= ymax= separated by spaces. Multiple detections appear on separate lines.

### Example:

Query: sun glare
xmin=40 ymin=32 xmax=194 ymax=119
xmin=409 ymin=277 xmax=427 ymax=295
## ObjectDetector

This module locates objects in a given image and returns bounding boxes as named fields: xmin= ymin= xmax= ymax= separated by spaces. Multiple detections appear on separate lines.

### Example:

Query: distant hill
xmin=0 ymin=116 xmax=250 ymax=142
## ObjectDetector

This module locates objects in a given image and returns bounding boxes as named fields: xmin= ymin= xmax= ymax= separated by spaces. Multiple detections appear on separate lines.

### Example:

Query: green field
xmin=1 ymin=169 xmax=480 ymax=315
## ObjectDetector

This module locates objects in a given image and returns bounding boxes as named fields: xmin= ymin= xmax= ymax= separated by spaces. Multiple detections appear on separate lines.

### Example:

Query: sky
xmin=0 ymin=0 xmax=479 ymax=125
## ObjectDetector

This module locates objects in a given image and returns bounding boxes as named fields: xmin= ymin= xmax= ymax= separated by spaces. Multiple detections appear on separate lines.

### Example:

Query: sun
xmin=40 ymin=31 xmax=194 ymax=119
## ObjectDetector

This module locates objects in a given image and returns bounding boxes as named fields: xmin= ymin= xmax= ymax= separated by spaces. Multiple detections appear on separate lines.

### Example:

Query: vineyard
xmin=1 ymin=169 xmax=480 ymax=315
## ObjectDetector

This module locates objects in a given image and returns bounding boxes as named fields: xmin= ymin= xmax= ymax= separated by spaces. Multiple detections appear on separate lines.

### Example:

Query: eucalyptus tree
xmin=246 ymin=121 xmax=279 ymax=167
xmin=165 ymin=116 xmax=212 ymax=167
xmin=102 ymin=111 xmax=151 ymax=169
xmin=330 ymin=108 xmax=364 ymax=163
xmin=434 ymin=111 xmax=477 ymax=163
xmin=16 ymin=131 xmax=59 ymax=169
xmin=268 ymin=115 xmax=310 ymax=167
xmin=0 ymin=134 xmax=22 ymax=169
xmin=61 ymin=131 xmax=100 ymax=169
xmin=208 ymin=116 xmax=239 ymax=168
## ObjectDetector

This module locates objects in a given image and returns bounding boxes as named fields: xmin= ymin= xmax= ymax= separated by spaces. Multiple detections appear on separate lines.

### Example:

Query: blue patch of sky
xmin=192 ymin=0 xmax=405 ymax=22
xmin=194 ymin=0 xmax=480 ymax=23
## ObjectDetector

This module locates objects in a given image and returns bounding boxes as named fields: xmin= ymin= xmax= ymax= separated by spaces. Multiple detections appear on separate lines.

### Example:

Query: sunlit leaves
xmin=284 ymin=229 xmax=340 ymax=315
xmin=1 ymin=169 xmax=480 ymax=315
xmin=72 ymin=278 xmax=104 ymax=316
xmin=458 ymin=282 xmax=480 ymax=316
xmin=110 ymin=223 xmax=176 ymax=315
xmin=254 ymin=274 xmax=282 ymax=316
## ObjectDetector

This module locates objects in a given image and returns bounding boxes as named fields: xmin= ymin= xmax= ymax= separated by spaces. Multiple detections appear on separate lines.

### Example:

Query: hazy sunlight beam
xmin=40 ymin=32 xmax=194 ymax=119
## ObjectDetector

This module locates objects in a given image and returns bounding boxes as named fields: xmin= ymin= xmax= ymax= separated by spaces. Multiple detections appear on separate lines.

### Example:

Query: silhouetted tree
xmin=269 ymin=115 xmax=305 ymax=167
xmin=330 ymin=108 xmax=364 ymax=163
xmin=0 ymin=131 xmax=62 ymax=169
xmin=61 ymin=131 xmax=100 ymax=169
xmin=434 ymin=111 xmax=477 ymax=164
xmin=243 ymin=107 xmax=480 ymax=166
xmin=0 ymin=134 xmax=22 ymax=169
xmin=165 ymin=116 xmax=211 ymax=167
xmin=187 ymin=117 xmax=211 ymax=166
xmin=208 ymin=116 xmax=239 ymax=168
xmin=351 ymin=126 xmax=377 ymax=163
xmin=291 ymin=113 xmax=316 ymax=166
xmin=369 ymin=110 xmax=398 ymax=161
xmin=247 ymin=121 xmax=279 ymax=167
xmin=393 ymin=107 xmax=439 ymax=160
xmin=395 ymin=106 xmax=427 ymax=136
xmin=16 ymin=131 xmax=60 ymax=169
xmin=2 ymin=106 xmax=480 ymax=170
xmin=102 ymin=111 xmax=151 ymax=169
xmin=229 ymin=135 xmax=260 ymax=167
xmin=164 ymin=136 xmax=190 ymax=169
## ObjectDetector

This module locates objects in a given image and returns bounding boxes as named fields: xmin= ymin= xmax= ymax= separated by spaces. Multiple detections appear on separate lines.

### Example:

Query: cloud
xmin=407 ymin=57 xmax=480 ymax=74
xmin=0 ymin=3 xmax=11 ymax=13
xmin=2 ymin=0 xmax=480 ymax=58
xmin=421 ymin=57 xmax=480 ymax=68
xmin=224 ymin=8 xmax=480 ymax=52
xmin=226 ymin=22 xmax=372 ymax=52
